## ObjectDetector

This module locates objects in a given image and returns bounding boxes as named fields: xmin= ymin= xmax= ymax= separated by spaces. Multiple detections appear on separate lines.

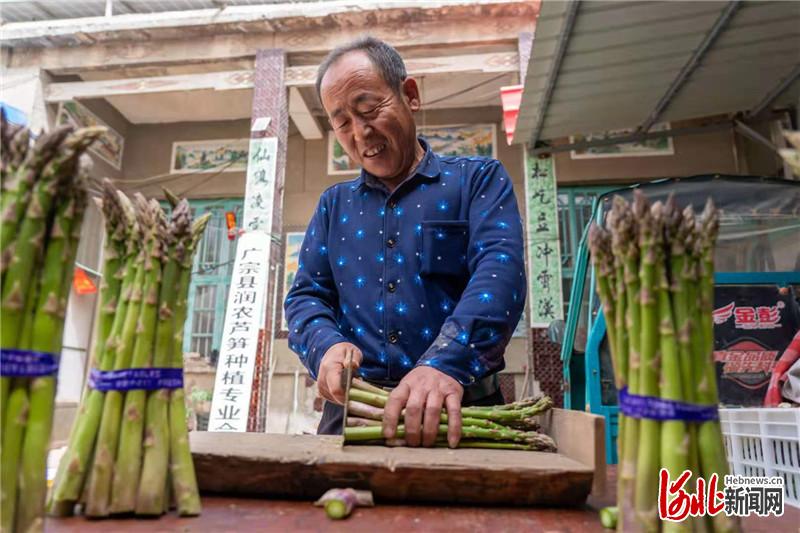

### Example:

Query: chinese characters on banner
xmin=524 ymin=153 xmax=564 ymax=327
xmin=713 ymin=285 xmax=800 ymax=406
xmin=208 ymin=232 xmax=270 ymax=432
xmin=208 ymin=136 xmax=278 ymax=432
xmin=243 ymin=137 xmax=278 ymax=233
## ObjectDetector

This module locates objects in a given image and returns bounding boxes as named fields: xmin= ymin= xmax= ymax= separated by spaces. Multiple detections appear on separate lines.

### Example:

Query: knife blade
xmin=341 ymin=351 xmax=354 ymax=441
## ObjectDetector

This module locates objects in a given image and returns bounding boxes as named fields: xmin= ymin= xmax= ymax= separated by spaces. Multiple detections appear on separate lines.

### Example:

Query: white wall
xmin=56 ymin=201 xmax=105 ymax=406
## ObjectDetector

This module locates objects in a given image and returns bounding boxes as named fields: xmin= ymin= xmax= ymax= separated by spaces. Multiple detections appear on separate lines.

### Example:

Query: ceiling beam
xmin=637 ymin=0 xmax=740 ymax=133
xmin=7 ymin=16 xmax=531 ymax=73
xmin=529 ymin=113 xmax=781 ymax=156
xmin=289 ymin=87 xmax=323 ymax=140
xmin=733 ymin=120 xmax=778 ymax=153
xmin=530 ymin=119 xmax=735 ymax=156
xmin=46 ymin=70 xmax=257 ymax=102
xmin=2 ymin=0 xmax=526 ymax=43
xmin=528 ymin=0 xmax=580 ymax=147
xmin=745 ymin=62 xmax=800 ymax=119
xmin=43 ymin=51 xmax=519 ymax=102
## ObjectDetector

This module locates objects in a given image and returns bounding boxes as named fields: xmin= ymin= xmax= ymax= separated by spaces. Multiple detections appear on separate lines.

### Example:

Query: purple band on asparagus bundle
xmin=0 ymin=348 xmax=59 ymax=377
xmin=88 ymin=368 xmax=183 ymax=391
xmin=619 ymin=386 xmax=719 ymax=422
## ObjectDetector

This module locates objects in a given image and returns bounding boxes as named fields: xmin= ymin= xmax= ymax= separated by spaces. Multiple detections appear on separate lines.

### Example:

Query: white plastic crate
xmin=719 ymin=408 xmax=800 ymax=509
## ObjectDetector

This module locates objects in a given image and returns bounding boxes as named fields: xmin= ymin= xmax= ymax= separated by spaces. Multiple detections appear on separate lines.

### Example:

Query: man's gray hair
xmin=315 ymin=36 xmax=407 ymax=101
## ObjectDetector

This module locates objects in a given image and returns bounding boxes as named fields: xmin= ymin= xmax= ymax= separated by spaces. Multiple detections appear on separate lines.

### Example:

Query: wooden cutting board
xmin=190 ymin=408 xmax=605 ymax=506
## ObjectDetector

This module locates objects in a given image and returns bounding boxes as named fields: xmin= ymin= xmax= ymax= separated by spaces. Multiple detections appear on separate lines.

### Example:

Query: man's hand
xmin=382 ymin=366 xmax=463 ymax=448
xmin=318 ymin=342 xmax=363 ymax=405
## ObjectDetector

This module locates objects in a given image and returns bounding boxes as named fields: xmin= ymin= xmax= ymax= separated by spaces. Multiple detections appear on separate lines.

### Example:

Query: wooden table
xmin=46 ymin=466 xmax=798 ymax=532
xmin=188 ymin=409 xmax=607 ymax=506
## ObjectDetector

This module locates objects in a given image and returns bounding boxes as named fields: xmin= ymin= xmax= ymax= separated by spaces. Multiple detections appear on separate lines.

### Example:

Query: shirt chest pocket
xmin=420 ymin=220 xmax=469 ymax=277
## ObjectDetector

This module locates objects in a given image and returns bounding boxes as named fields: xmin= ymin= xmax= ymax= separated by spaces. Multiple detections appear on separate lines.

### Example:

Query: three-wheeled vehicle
xmin=552 ymin=175 xmax=800 ymax=464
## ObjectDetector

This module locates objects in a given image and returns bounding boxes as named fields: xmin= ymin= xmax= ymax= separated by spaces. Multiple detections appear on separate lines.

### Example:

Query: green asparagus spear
xmin=0 ymin=125 xmax=73 ymax=262
xmin=621 ymin=197 xmax=642 ymax=533
xmin=110 ymin=198 xmax=164 ymax=513
xmin=0 ymin=380 xmax=29 ymax=532
xmin=634 ymin=198 xmax=662 ymax=532
xmin=694 ymin=201 xmax=739 ymax=533
xmin=17 ymin=167 xmax=89 ymax=533
xmin=136 ymin=200 xmax=191 ymax=516
xmin=48 ymin=187 xmax=140 ymax=515
xmin=668 ymin=204 xmax=702 ymax=495
xmin=2 ymin=128 xmax=80 ymax=433
xmin=2 ymin=130 xmax=96 ymax=532
xmin=345 ymin=424 xmax=556 ymax=451
xmin=167 ymin=211 xmax=210 ymax=517
xmin=656 ymin=224 xmax=691 ymax=533
xmin=85 ymin=192 xmax=147 ymax=517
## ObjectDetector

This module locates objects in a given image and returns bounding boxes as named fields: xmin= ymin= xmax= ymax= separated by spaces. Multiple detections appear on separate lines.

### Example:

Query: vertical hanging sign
xmin=524 ymin=151 xmax=564 ymax=327
xmin=208 ymin=136 xmax=277 ymax=432
xmin=243 ymin=137 xmax=278 ymax=233
xmin=207 ymin=232 xmax=269 ymax=432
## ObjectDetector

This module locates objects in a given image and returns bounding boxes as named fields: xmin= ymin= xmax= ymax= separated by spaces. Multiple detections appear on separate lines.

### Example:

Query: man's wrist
xmin=415 ymin=359 xmax=473 ymax=388
xmin=308 ymin=329 xmax=348 ymax=379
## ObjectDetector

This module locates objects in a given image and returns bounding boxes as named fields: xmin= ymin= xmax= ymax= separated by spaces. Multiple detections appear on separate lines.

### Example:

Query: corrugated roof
xmin=513 ymin=0 xmax=800 ymax=145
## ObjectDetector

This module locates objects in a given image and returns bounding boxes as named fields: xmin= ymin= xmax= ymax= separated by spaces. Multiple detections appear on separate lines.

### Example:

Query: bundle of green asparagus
xmin=589 ymin=191 xmax=738 ymax=532
xmin=47 ymin=180 xmax=211 ymax=519
xmin=343 ymin=379 xmax=557 ymax=451
xmin=1 ymin=116 xmax=103 ymax=533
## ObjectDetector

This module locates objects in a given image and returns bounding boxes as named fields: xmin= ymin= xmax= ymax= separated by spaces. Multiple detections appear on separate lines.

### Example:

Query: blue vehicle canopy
xmin=560 ymin=175 xmax=800 ymax=463
xmin=594 ymin=175 xmax=800 ymax=274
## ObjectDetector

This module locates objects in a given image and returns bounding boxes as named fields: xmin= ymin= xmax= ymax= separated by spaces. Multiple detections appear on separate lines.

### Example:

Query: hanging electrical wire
xmin=423 ymin=73 xmax=508 ymax=107
xmin=108 ymin=141 xmax=245 ymax=185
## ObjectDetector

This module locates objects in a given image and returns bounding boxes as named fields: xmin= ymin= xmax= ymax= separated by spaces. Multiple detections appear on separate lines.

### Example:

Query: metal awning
xmin=513 ymin=0 xmax=800 ymax=146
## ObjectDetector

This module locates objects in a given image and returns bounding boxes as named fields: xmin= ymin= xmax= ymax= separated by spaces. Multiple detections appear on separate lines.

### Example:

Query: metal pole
xmin=746 ymin=63 xmax=800 ymax=119
xmin=638 ymin=0 xmax=740 ymax=133
xmin=529 ymin=0 xmax=580 ymax=146
xmin=734 ymin=120 xmax=777 ymax=153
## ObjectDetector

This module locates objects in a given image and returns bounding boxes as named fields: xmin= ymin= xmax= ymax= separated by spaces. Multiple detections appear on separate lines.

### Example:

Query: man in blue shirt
xmin=284 ymin=37 xmax=526 ymax=448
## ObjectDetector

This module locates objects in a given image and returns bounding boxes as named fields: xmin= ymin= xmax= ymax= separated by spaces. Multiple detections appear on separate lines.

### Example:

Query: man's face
xmin=320 ymin=51 xmax=421 ymax=181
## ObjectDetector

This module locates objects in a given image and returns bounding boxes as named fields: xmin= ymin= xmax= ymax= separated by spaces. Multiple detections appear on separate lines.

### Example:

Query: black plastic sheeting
xmin=596 ymin=175 xmax=800 ymax=218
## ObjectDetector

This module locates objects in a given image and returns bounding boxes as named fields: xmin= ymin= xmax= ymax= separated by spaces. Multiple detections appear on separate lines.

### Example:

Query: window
xmin=557 ymin=186 xmax=615 ymax=317
xmin=163 ymin=198 xmax=244 ymax=361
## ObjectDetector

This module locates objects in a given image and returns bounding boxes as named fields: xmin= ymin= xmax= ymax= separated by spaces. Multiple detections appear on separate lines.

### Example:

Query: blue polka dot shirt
xmin=284 ymin=138 xmax=527 ymax=386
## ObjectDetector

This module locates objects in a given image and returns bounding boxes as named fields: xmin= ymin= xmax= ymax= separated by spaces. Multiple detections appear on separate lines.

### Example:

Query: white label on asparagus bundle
xmin=208 ymin=231 xmax=270 ymax=432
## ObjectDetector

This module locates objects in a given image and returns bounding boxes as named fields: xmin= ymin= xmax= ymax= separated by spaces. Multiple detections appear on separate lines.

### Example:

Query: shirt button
xmin=388 ymin=332 xmax=399 ymax=344
xmin=387 ymin=282 xmax=396 ymax=293
xmin=386 ymin=237 xmax=396 ymax=248
xmin=387 ymin=200 xmax=397 ymax=209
